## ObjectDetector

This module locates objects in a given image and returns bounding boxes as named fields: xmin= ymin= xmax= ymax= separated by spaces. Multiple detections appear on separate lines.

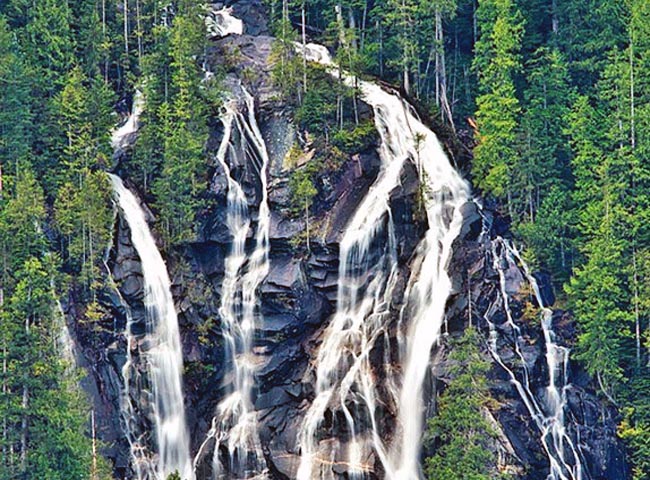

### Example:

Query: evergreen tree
xmin=471 ymin=0 xmax=524 ymax=210
xmin=0 ymin=18 xmax=33 ymax=177
xmin=555 ymin=0 xmax=627 ymax=92
xmin=425 ymin=327 xmax=498 ymax=480
xmin=52 ymin=67 xmax=114 ymax=291
xmin=150 ymin=2 xmax=209 ymax=244
xmin=515 ymin=47 xmax=575 ymax=278
xmin=0 ymin=165 xmax=98 ymax=479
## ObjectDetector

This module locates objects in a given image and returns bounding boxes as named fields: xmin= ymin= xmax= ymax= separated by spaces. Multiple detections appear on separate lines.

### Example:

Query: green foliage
xmin=295 ymin=83 xmax=338 ymax=132
xmin=425 ymin=327 xmax=501 ymax=480
xmin=2 ymin=0 xmax=650 ymax=477
xmin=516 ymin=185 xmax=575 ymax=284
xmin=618 ymin=376 xmax=650 ymax=480
xmin=332 ymin=120 xmax=378 ymax=153
xmin=289 ymin=158 xmax=319 ymax=249
xmin=128 ymin=3 xmax=211 ymax=245
xmin=270 ymin=14 xmax=302 ymax=102
xmin=472 ymin=0 xmax=524 ymax=201
xmin=619 ymin=412 xmax=650 ymax=480
xmin=0 ymin=167 xmax=48 ymax=275
xmin=0 ymin=167 xmax=97 ymax=478
xmin=289 ymin=165 xmax=318 ymax=214
xmin=0 ymin=17 xmax=33 ymax=175
xmin=55 ymin=170 xmax=113 ymax=291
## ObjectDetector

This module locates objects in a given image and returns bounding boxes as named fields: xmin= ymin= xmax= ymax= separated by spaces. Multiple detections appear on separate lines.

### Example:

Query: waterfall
xmin=296 ymin=44 xmax=470 ymax=480
xmin=112 ymin=90 xmax=144 ymax=151
xmin=110 ymin=174 xmax=194 ymax=480
xmin=388 ymin=107 xmax=469 ymax=480
xmin=53 ymin=295 xmax=76 ymax=369
xmin=487 ymin=238 xmax=584 ymax=480
xmin=206 ymin=6 xmax=244 ymax=38
xmin=194 ymin=84 xmax=270 ymax=479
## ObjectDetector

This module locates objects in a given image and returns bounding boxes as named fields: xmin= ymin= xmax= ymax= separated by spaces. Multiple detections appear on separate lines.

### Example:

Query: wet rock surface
xmin=70 ymin=7 xmax=630 ymax=479
xmin=445 ymin=219 xmax=630 ymax=480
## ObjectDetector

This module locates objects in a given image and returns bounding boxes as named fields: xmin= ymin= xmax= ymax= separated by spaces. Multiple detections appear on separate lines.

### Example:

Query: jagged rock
xmin=229 ymin=0 xmax=269 ymax=36
xmin=268 ymin=178 xmax=292 ymax=207
xmin=263 ymin=257 xmax=306 ymax=292
xmin=269 ymin=211 xmax=304 ymax=240
xmin=265 ymin=113 xmax=296 ymax=177
xmin=255 ymin=386 xmax=292 ymax=410
xmin=120 ymin=274 xmax=144 ymax=301
xmin=268 ymin=449 xmax=300 ymax=479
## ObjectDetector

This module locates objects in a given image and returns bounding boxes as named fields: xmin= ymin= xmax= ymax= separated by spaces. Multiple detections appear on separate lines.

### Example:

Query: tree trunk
xmin=633 ymin=248 xmax=641 ymax=368
xmin=348 ymin=8 xmax=358 ymax=51
xmin=630 ymin=34 xmax=636 ymax=149
xmin=123 ymin=0 xmax=129 ymax=55
xmin=91 ymin=410 xmax=98 ymax=479
xmin=402 ymin=0 xmax=410 ymax=95
xmin=136 ymin=0 xmax=143 ymax=61
xmin=20 ymin=314 xmax=30 ymax=471
xmin=403 ymin=65 xmax=410 ymax=95
xmin=360 ymin=0 xmax=368 ymax=50
xmin=468 ymin=270 xmax=472 ymax=327
xmin=302 ymin=1 xmax=307 ymax=93
xmin=473 ymin=0 xmax=478 ymax=45
xmin=102 ymin=0 xmax=108 ymax=81
xmin=305 ymin=203 xmax=310 ymax=252
xmin=281 ymin=0 xmax=289 ymax=84
xmin=434 ymin=7 xmax=454 ymax=128
xmin=378 ymin=20 xmax=384 ymax=78
xmin=1 ymin=286 xmax=5 ymax=467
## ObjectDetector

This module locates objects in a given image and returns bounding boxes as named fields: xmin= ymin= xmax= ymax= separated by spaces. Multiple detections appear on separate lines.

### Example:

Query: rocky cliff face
xmin=444 ymin=216 xmax=630 ymax=480
xmin=69 ymin=4 xmax=630 ymax=479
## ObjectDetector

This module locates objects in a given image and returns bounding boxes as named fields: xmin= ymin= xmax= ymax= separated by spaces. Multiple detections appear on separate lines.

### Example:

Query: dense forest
xmin=0 ymin=0 xmax=649 ymax=479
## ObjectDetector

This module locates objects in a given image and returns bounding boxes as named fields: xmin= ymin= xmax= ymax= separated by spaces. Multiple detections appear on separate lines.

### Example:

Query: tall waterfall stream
xmin=487 ymin=238 xmax=584 ymax=480
xmin=194 ymin=83 xmax=271 ymax=480
xmin=295 ymin=43 xmax=470 ymax=480
xmin=110 ymin=174 xmax=194 ymax=480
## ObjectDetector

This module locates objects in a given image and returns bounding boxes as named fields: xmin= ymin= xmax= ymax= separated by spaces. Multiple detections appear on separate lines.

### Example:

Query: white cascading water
xmin=193 ymin=85 xmax=270 ymax=479
xmin=114 ymin=268 xmax=155 ymax=480
xmin=206 ymin=6 xmax=244 ymax=38
xmin=111 ymin=92 xmax=156 ymax=480
xmin=110 ymin=174 xmax=194 ymax=480
xmin=54 ymin=295 xmax=76 ymax=369
xmin=112 ymin=90 xmax=144 ymax=151
xmin=487 ymin=237 xmax=583 ymax=480
xmin=296 ymin=44 xmax=470 ymax=480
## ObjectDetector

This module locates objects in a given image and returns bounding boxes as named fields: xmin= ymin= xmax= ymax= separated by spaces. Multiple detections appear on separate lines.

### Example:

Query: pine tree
xmin=471 ymin=0 xmax=524 ymax=211
xmin=425 ymin=327 xmax=498 ymax=480
xmin=565 ymin=95 xmax=630 ymax=401
xmin=515 ymin=47 xmax=575 ymax=278
xmin=151 ymin=2 xmax=209 ymax=244
xmin=0 ymin=165 xmax=98 ymax=479
xmin=0 ymin=18 xmax=33 ymax=178
xmin=52 ymin=67 xmax=113 ymax=291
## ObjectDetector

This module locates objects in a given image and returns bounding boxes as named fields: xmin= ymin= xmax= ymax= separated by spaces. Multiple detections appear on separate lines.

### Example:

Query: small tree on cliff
xmin=425 ymin=327 xmax=501 ymax=480
xmin=290 ymin=166 xmax=317 ymax=251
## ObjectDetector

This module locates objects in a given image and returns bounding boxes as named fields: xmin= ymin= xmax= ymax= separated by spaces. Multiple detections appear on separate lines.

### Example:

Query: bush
xmin=332 ymin=120 xmax=378 ymax=153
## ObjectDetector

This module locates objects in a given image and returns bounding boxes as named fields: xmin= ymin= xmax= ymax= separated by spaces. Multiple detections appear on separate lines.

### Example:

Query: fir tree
xmin=425 ymin=327 xmax=499 ymax=480
xmin=471 ymin=0 xmax=524 ymax=211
